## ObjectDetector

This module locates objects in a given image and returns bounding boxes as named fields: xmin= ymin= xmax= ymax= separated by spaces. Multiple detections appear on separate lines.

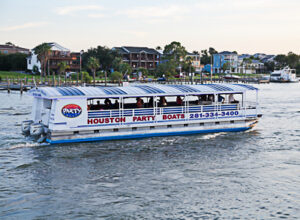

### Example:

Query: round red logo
xmin=62 ymin=104 xmax=82 ymax=118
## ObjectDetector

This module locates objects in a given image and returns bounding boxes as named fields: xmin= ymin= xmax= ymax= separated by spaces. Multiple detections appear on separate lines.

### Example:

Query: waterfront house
xmin=27 ymin=42 xmax=80 ymax=74
xmin=238 ymin=59 xmax=265 ymax=74
xmin=0 ymin=43 xmax=29 ymax=55
xmin=112 ymin=46 xmax=161 ymax=70
xmin=213 ymin=51 xmax=238 ymax=73
xmin=186 ymin=52 xmax=201 ymax=73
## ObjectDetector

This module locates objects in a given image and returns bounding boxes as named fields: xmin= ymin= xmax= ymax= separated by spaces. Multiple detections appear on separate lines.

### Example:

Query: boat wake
xmin=9 ymin=142 xmax=49 ymax=150
xmin=197 ymin=132 xmax=225 ymax=140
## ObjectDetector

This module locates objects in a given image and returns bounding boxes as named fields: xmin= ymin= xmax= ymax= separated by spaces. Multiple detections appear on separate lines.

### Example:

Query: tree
xmin=264 ymin=62 xmax=275 ymax=72
xmin=163 ymin=41 xmax=187 ymax=64
xmin=274 ymin=54 xmax=287 ymax=68
xmin=76 ymin=71 xmax=92 ymax=83
xmin=58 ymin=61 xmax=70 ymax=84
xmin=182 ymin=56 xmax=195 ymax=74
xmin=155 ymin=60 xmax=177 ymax=78
xmin=287 ymin=52 xmax=299 ymax=68
xmin=156 ymin=46 xmax=162 ymax=50
xmin=208 ymin=47 xmax=218 ymax=56
xmin=82 ymin=46 xmax=119 ymax=71
xmin=222 ymin=62 xmax=231 ymax=73
xmin=87 ymin=57 xmax=100 ymax=86
xmin=200 ymin=49 xmax=210 ymax=65
xmin=296 ymin=63 xmax=300 ymax=76
xmin=33 ymin=43 xmax=51 ymax=82
xmin=0 ymin=53 xmax=27 ymax=71
xmin=110 ymin=71 xmax=123 ymax=81
xmin=112 ymin=57 xmax=123 ymax=71
xmin=119 ymin=63 xmax=132 ymax=76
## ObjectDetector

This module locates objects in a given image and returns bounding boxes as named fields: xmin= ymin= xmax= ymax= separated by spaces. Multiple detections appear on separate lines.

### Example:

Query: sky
xmin=0 ymin=0 xmax=300 ymax=54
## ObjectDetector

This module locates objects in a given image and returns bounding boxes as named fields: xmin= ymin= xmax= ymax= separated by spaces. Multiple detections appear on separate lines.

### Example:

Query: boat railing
xmin=88 ymin=102 xmax=257 ymax=118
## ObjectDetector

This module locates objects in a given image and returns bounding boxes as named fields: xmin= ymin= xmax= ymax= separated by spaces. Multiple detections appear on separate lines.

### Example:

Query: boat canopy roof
xmin=28 ymin=83 xmax=258 ymax=99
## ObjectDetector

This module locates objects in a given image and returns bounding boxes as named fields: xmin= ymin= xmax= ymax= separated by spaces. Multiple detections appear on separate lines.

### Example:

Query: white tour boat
xmin=270 ymin=67 xmax=299 ymax=83
xmin=22 ymin=84 xmax=262 ymax=144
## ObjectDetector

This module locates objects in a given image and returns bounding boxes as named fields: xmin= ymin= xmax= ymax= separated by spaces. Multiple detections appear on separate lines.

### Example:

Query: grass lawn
xmin=0 ymin=71 xmax=39 ymax=79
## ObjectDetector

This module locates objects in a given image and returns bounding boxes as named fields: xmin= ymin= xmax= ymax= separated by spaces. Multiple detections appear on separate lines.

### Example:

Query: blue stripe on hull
xmin=46 ymin=126 xmax=251 ymax=144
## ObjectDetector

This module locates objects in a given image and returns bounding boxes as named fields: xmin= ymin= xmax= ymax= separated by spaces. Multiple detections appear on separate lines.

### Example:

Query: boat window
xmin=43 ymin=99 xmax=52 ymax=109
xmin=225 ymin=93 xmax=242 ymax=104
xmin=87 ymin=93 xmax=245 ymax=111
xmin=88 ymin=98 xmax=120 ymax=110
xmin=123 ymin=97 xmax=148 ymax=109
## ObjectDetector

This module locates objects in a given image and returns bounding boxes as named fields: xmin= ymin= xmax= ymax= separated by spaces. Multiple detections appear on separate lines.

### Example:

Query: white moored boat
xmin=270 ymin=67 xmax=299 ymax=83
xmin=22 ymin=84 xmax=262 ymax=144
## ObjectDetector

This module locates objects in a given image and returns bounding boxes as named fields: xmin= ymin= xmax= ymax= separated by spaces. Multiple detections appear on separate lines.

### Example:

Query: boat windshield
xmin=271 ymin=73 xmax=281 ymax=77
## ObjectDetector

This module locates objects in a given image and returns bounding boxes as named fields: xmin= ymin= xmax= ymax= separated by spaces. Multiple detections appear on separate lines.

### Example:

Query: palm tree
xmin=185 ymin=56 xmax=193 ymax=73
xmin=33 ymin=43 xmax=51 ymax=83
xmin=58 ymin=62 xmax=70 ymax=85
xmin=87 ymin=57 xmax=100 ymax=86
xmin=185 ymin=56 xmax=194 ymax=83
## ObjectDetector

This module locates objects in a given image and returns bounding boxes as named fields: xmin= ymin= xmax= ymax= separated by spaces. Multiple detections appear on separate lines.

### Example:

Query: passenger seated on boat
xmin=136 ymin=97 xmax=144 ymax=108
xmin=229 ymin=94 xmax=239 ymax=103
xmin=104 ymin=98 xmax=112 ymax=109
xmin=94 ymin=101 xmax=102 ymax=110
xmin=198 ymin=95 xmax=212 ymax=105
xmin=200 ymin=95 xmax=207 ymax=101
xmin=208 ymin=94 xmax=215 ymax=102
xmin=176 ymin=96 xmax=183 ymax=106
xmin=159 ymin=96 xmax=167 ymax=107
xmin=218 ymin=95 xmax=225 ymax=103
xmin=114 ymin=100 xmax=119 ymax=109
xmin=148 ymin=97 xmax=154 ymax=108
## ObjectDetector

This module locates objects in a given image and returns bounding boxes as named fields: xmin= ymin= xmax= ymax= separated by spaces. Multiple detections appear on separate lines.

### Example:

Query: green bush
xmin=0 ymin=53 xmax=27 ymax=71
xmin=70 ymin=73 xmax=79 ymax=80
xmin=32 ymin=65 xmax=40 ymax=75
xmin=96 ymin=70 xmax=105 ymax=78
xmin=78 ymin=71 xmax=92 ymax=83
xmin=110 ymin=71 xmax=122 ymax=81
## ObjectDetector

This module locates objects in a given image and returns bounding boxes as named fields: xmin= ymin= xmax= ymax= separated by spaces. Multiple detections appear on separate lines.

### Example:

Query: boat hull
xmin=46 ymin=119 xmax=258 ymax=144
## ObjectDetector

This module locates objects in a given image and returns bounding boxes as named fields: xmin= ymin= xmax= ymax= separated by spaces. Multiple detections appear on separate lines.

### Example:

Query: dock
xmin=0 ymin=75 xmax=269 ymax=94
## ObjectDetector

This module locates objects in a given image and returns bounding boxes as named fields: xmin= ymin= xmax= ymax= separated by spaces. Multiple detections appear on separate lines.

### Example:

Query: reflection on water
xmin=0 ymin=84 xmax=300 ymax=219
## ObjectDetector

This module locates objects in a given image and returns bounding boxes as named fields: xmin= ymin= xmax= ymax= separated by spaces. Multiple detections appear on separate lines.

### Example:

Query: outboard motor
xmin=21 ymin=120 xmax=34 ymax=135
xmin=30 ymin=123 xmax=45 ymax=137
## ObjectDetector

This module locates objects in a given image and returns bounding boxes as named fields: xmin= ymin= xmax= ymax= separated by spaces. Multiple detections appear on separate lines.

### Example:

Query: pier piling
xmin=7 ymin=78 xmax=10 ymax=93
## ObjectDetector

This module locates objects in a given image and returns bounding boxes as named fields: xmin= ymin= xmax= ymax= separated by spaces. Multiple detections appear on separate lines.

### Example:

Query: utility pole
xmin=80 ymin=50 xmax=84 ymax=85
xmin=210 ymin=55 xmax=213 ymax=83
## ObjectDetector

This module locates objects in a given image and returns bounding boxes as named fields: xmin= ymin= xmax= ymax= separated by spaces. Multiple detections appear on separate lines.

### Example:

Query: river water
xmin=0 ymin=84 xmax=300 ymax=219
